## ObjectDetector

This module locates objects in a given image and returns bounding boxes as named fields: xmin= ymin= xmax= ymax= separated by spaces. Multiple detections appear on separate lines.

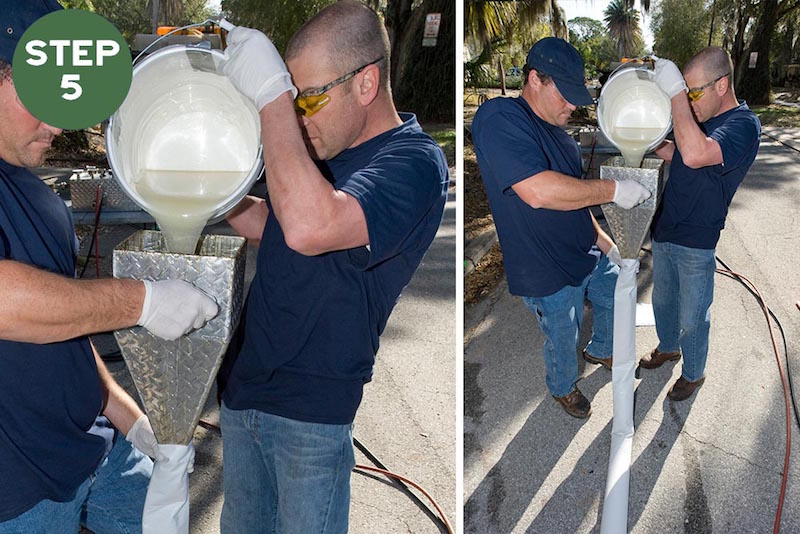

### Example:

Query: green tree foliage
xmin=60 ymin=0 xmax=214 ymax=42
xmin=604 ymin=0 xmax=645 ymax=60
xmin=769 ymin=11 xmax=800 ymax=85
xmin=650 ymin=0 xmax=715 ymax=69
xmin=59 ymin=0 xmax=95 ymax=9
xmin=465 ymin=1 xmax=567 ymax=89
xmin=568 ymin=16 xmax=618 ymax=78
xmin=221 ymin=0 xmax=337 ymax=54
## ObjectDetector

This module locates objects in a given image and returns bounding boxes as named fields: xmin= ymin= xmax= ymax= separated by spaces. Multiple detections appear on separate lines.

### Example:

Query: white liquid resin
xmin=135 ymin=170 xmax=244 ymax=253
xmin=610 ymin=126 xmax=665 ymax=168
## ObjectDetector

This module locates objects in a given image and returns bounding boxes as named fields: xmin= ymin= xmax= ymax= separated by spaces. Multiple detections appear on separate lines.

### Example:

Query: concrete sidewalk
xmin=88 ymin=188 xmax=455 ymax=532
xmin=464 ymin=135 xmax=800 ymax=532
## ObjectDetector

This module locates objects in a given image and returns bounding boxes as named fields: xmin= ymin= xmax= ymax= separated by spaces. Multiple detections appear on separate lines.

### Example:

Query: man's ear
xmin=717 ymin=75 xmax=730 ymax=97
xmin=357 ymin=63 xmax=380 ymax=106
xmin=527 ymin=69 xmax=541 ymax=90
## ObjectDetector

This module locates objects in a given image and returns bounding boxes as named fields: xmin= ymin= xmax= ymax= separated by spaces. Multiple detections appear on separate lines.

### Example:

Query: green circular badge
xmin=12 ymin=9 xmax=131 ymax=130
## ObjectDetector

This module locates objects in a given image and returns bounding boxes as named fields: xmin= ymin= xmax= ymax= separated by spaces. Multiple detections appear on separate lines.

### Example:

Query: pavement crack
xmin=678 ymin=429 xmax=778 ymax=475
xmin=354 ymin=499 xmax=418 ymax=532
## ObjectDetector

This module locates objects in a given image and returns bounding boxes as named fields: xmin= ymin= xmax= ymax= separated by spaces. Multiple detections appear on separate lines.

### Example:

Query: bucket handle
xmin=133 ymin=17 xmax=234 ymax=66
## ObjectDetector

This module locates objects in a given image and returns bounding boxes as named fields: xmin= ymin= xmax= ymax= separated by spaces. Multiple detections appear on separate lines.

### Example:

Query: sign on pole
xmin=422 ymin=13 xmax=441 ymax=47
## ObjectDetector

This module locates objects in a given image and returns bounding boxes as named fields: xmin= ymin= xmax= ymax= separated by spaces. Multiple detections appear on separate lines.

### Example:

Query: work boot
xmin=667 ymin=375 xmax=705 ymax=401
xmin=639 ymin=347 xmax=681 ymax=369
xmin=553 ymin=388 xmax=592 ymax=419
xmin=583 ymin=349 xmax=612 ymax=370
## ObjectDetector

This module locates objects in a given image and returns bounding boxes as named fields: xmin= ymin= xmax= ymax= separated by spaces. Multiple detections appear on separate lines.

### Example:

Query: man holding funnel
xmin=217 ymin=1 xmax=448 ymax=531
xmin=643 ymin=48 xmax=761 ymax=400
xmin=472 ymin=37 xmax=652 ymax=419
xmin=0 ymin=2 xmax=219 ymax=531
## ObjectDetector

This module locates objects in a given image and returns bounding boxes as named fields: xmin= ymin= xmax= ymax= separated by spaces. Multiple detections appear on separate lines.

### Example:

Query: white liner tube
xmin=143 ymin=443 xmax=195 ymax=534
xmin=601 ymin=258 xmax=639 ymax=534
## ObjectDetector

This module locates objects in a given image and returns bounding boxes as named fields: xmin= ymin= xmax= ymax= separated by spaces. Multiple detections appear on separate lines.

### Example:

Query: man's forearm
xmin=655 ymin=139 xmax=675 ymax=162
xmin=226 ymin=195 xmax=268 ymax=244
xmin=0 ymin=260 xmax=143 ymax=344
xmin=93 ymin=343 xmax=142 ymax=435
xmin=670 ymin=93 xmax=719 ymax=168
xmin=258 ymin=92 xmax=368 ymax=254
xmin=591 ymin=212 xmax=615 ymax=255
xmin=512 ymin=170 xmax=616 ymax=211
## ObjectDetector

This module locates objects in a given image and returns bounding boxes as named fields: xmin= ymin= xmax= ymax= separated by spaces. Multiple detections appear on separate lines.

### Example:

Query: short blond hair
xmin=285 ymin=1 xmax=390 ymax=91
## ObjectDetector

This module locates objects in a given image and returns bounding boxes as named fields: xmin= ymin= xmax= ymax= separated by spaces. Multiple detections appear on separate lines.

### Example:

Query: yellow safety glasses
xmin=294 ymin=56 xmax=384 ymax=117
xmin=687 ymin=72 xmax=730 ymax=102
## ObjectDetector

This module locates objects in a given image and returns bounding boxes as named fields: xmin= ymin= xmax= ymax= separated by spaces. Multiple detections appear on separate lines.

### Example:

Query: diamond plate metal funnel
xmin=113 ymin=230 xmax=246 ymax=445
xmin=600 ymin=157 xmax=665 ymax=259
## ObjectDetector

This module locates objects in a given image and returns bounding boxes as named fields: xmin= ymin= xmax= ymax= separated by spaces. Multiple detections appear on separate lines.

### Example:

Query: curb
xmin=464 ymin=227 xmax=497 ymax=276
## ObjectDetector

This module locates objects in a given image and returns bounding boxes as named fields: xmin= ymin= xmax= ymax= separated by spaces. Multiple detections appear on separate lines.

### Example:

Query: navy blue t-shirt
xmin=0 ymin=160 xmax=108 ymax=521
xmin=472 ymin=96 xmax=596 ymax=297
xmin=652 ymin=101 xmax=761 ymax=249
xmin=219 ymin=113 xmax=448 ymax=425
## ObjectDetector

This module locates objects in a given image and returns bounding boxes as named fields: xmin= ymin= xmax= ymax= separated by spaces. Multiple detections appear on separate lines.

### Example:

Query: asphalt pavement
xmin=81 ymin=185 xmax=456 ymax=532
xmin=464 ymin=131 xmax=800 ymax=533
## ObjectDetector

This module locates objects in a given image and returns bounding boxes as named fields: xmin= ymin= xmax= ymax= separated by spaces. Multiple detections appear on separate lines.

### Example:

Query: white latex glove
xmin=127 ymin=414 xmax=168 ymax=463
xmin=607 ymin=244 xmax=624 ymax=268
xmin=612 ymin=180 xmax=652 ymax=209
xmin=223 ymin=25 xmax=297 ymax=111
xmin=143 ymin=442 xmax=195 ymax=534
xmin=653 ymin=56 xmax=687 ymax=98
xmin=138 ymin=280 xmax=219 ymax=341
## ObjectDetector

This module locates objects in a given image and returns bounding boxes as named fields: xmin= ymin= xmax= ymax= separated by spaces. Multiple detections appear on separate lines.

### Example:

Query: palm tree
xmin=466 ymin=1 xmax=567 ymax=94
xmin=604 ymin=0 xmax=644 ymax=60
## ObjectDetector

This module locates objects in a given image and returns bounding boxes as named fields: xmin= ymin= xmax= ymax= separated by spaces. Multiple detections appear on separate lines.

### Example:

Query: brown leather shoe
xmin=668 ymin=375 xmax=705 ymax=401
xmin=639 ymin=347 xmax=681 ymax=369
xmin=553 ymin=388 xmax=592 ymax=419
xmin=583 ymin=349 xmax=612 ymax=370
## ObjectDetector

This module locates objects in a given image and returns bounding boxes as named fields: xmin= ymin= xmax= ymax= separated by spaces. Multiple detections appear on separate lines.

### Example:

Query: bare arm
xmin=654 ymin=139 xmax=676 ymax=162
xmin=0 ymin=260 xmax=143 ymax=344
xmin=670 ymin=93 xmax=723 ymax=168
xmin=92 ymin=342 xmax=142 ymax=435
xmin=258 ymin=92 xmax=368 ymax=256
xmin=226 ymin=195 xmax=269 ymax=245
xmin=510 ymin=170 xmax=617 ymax=211
xmin=591 ymin=211 xmax=615 ymax=255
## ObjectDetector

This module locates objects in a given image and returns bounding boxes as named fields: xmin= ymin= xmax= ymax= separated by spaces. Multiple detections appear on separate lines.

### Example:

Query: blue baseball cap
xmin=1 ymin=0 xmax=64 ymax=65
xmin=526 ymin=37 xmax=593 ymax=106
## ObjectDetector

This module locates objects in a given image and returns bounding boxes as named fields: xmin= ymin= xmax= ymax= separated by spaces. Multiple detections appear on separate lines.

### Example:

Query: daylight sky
xmin=560 ymin=0 xmax=655 ymax=50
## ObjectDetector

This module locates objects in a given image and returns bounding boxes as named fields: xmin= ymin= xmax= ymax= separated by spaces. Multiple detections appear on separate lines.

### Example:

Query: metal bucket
xmin=105 ymin=44 xmax=263 ymax=221
xmin=597 ymin=63 xmax=672 ymax=164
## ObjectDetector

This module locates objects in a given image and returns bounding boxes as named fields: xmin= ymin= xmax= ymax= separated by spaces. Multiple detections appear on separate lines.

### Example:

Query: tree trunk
xmin=499 ymin=58 xmax=506 ymax=95
xmin=708 ymin=0 xmax=716 ymax=47
xmin=737 ymin=0 xmax=779 ymax=105
xmin=385 ymin=0 xmax=413 ymax=92
xmin=732 ymin=3 xmax=749 ymax=86
xmin=393 ymin=0 xmax=454 ymax=122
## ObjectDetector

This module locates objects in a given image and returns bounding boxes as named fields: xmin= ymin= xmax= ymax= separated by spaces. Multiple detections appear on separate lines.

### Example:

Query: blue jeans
xmin=0 ymin=433 xmax=152 ymax=534
xmin=523 ymin=254 xmax=618 ymax=397
xmin=651 ymin=239 xmax=716 ymax=382
xmin=220 ymin=402 xmax=355 ymax=534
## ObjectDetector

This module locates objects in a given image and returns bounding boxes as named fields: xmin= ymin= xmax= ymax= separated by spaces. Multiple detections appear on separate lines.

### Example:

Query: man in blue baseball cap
xmin=472 ymin=37 xmax=651 ymax=418
xmin=0 ymin=2 xmax=218 ymax=531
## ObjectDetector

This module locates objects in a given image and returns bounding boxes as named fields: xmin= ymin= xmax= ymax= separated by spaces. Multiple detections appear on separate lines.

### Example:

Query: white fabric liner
xmin=601 ymin=258 xmax=639 ymax=534
xmin=143 ymin=443 xmax=194 ymax=534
